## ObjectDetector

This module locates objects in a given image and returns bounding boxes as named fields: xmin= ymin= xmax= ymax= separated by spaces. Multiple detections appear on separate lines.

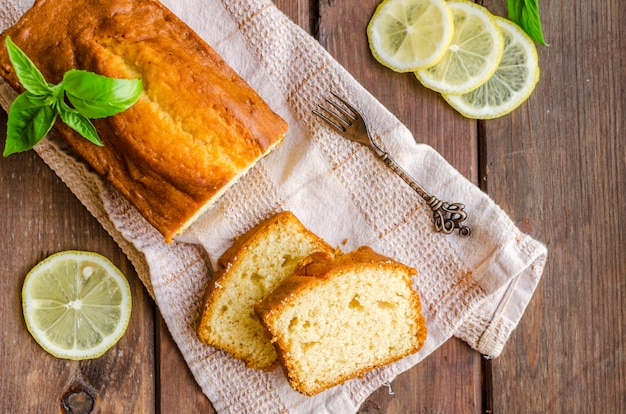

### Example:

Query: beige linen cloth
xmin=1 ymin=0 xmax=547 ymax=412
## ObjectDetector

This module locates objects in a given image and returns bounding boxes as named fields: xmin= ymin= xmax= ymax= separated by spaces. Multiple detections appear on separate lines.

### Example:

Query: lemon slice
xmin=443 ymin=17 xmax=540 ymax=119
xmin=367 ymin=0 xmax=454 ymax=72
xmin=22 ymin=250 xmax=132 ymax=360
xmin=415 ymin=0 xmax=504 ymax=94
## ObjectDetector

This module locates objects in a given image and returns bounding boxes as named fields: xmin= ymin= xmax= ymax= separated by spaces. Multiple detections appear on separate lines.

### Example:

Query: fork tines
xmin=312 ymin=92 xmax=358 ymax=133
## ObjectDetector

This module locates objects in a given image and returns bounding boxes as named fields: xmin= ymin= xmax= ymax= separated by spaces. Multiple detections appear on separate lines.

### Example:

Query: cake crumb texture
xmin=197 ymin=211 xmax=334 ymax=370
xmin=256 ymin=246 xmax=427 ymax=396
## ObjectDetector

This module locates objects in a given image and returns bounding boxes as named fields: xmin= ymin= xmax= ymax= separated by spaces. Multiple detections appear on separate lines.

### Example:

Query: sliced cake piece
xmin=196 ymin=211 xmax=334 ymax=370
xmin=255 ymin=246 xmax=427 ymax=396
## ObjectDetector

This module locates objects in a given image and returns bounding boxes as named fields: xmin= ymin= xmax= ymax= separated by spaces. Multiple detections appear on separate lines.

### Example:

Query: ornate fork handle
xmin=371 ymin=143 xmax=471 ymax=237
xmin=313 ymin=92 xmax=471 ymax=237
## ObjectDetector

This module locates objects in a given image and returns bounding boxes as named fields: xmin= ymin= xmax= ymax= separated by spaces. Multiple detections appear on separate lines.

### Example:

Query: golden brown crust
xmin=295 ymin=245 xmax=409 ymax=277
xmin=0 ymin=0 xmax=287 ymax=241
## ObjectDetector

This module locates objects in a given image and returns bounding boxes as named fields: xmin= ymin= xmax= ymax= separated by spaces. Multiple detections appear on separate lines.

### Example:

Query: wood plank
xmin=315 ymin=1 xmax=483 ymax=412
xmin=481 ymin=0 xmax=626 ymax=412
xmin=0 ymin=112 xmax=156 ymax=412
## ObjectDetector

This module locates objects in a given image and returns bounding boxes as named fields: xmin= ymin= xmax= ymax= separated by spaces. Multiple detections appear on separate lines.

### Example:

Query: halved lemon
xmin=415 ymin=0 xmax=504 ymax=94
xmin=22 ymin=250 xmax=132 ymax=360
xmin=443 ymin=17 xmax=540 ymax=119
xmin=367 ymin=0 xmax=454 ymax=72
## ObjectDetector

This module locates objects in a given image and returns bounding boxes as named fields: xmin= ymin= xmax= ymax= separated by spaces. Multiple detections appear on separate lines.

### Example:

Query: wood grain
xmin=481 ymin=0 xmax=626 ymax=412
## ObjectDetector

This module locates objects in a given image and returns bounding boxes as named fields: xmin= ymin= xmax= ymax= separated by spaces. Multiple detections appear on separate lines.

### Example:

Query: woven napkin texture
xmin=1 ymin=0 xmax=547 ymax=412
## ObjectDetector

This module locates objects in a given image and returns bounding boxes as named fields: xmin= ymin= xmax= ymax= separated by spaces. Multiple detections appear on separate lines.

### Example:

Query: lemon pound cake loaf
xmin=255 ymin=246 xmax=427 ymax=396
xmin=197 ymin=211 xmax=334 ymax=370
xmin=0 ymin=0 xmax=287 ymax=242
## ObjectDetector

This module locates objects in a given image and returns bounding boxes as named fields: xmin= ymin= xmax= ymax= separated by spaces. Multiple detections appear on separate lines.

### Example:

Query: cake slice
xmin=255 ymin=246 xmax=427 ymax=396
xmin=197 ymin=211 xmax=334 ymax=370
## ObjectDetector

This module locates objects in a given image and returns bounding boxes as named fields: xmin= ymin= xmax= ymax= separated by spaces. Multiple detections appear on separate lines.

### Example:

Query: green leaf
xmin=3 ymin=40 xmax=142 ymax=156
xmin=4 ymin=92 xmax=57 ymax=156
xmin=507 ymin=0 xmax=523 ymax=22
xmin=57 ymin=101 xmax=104 ymax=146
xmin=4 ymin=36 xmax=53 ymax=96
xmin=63 ymin=70 xmax=143 ymax=118
xmin=507 ymin=0 xmax=547 ymax=46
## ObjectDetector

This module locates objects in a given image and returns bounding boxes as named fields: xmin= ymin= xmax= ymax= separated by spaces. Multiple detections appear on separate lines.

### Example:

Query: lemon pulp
xmin=415 ymin=0 xmax=504 ymax=94
xmin=22 ymin=250 xmax=132 ymax=360
xmin=367 ymin=0 xmax=454 ymax=72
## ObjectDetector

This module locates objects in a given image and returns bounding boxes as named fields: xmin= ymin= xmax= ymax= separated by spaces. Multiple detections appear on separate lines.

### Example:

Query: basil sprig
xmin=3 ymin=36 xmax=142 ymax=156
xmin=507 ymin=0 xmax=547 ymax=45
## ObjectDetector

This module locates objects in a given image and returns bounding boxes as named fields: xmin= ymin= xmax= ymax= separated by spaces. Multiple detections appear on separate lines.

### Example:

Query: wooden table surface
xmin=1 ymin=0 xmax=624 ymax=412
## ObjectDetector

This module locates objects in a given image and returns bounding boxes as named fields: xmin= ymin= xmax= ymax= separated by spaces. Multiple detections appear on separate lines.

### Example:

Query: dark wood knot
xmin=61 ymin=384 xmax=95 ymax=414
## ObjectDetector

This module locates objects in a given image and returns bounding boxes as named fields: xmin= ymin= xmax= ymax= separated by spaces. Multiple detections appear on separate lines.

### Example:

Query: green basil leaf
xmin=4 ymin=92 xmax=57 ymax=156
xmin=521 ymin=1 xmax=546 ymax=45
xmin=63 ymin=69 xmax=142 ymax=118
xmin=507 ymin=0 xmax=547 ymax=46
xmin=3 ymin=40 xmax=141 ymax=156
xmin=5 ymin=36 xmax=53 ymax=96
xmin=507 ymin=0 xmax=522 ymax=23
xmin=57 ymin=101 xmax=103 ymax=146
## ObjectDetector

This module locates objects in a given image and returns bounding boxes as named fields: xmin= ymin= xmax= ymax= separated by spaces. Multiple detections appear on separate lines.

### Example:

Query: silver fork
xmin=313 ymin=92 xmax=471 ymax=237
